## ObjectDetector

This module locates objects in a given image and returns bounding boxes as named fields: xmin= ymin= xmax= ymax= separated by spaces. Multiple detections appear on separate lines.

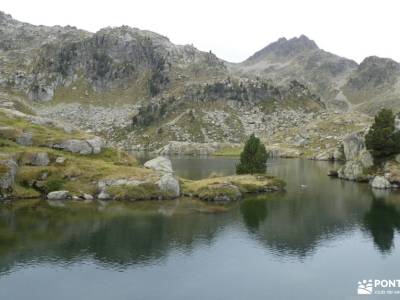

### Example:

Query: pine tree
xmin=365 ymin=108 xmax=400 ymax=159
xmin=236 ymin=134 xmax=268 ymax=174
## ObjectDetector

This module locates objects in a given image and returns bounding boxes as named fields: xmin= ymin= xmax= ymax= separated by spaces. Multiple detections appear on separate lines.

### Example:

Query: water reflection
xmin=240 ymin=196 xmax=268 ymax=232
xmin=363 ymin=192 xmax=400 ymax=253
xmin=0 ymin=159 xmax=400 ymax=284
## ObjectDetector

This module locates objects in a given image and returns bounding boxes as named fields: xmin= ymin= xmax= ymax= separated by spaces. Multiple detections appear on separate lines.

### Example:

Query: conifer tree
xmin=365 ymin=108 xmax=400 ymax=159
xmin=236 ymin=134 xmax=268 ymax=174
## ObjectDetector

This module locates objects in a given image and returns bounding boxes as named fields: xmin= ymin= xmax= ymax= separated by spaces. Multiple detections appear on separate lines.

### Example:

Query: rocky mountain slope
xmin=233 ymin=35 xmax=400 ymax=114
xmin=1 ymin=11 xmax=399 ymax=153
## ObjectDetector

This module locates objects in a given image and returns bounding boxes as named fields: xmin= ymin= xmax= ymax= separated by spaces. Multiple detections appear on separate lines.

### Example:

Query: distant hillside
xmin=232 ymin=35 xmax=400 ymax=114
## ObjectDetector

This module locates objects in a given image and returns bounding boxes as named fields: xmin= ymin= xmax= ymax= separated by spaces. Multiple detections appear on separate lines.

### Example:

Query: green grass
xmin=213 ymin=146 xmax=242 ymax=156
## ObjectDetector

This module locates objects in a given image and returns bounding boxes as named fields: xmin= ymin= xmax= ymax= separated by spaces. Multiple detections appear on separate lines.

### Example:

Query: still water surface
xmin=0 ymin=158 xmax=400 ymax=300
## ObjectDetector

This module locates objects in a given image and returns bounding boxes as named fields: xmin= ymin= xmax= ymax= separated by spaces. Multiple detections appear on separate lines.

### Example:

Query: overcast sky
xmin=2 ymin=0 xmax=399 ymax=63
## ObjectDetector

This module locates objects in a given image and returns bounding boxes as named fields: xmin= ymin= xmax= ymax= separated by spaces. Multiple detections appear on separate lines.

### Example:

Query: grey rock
xmin=144 ymin=156 xmax=173 ymax=173
xmin=83 ymin=193 xmax=94 ymax=201
xmin=342 ymin=132 xmax=365 ymax=161
xmin=30 ymin=152 xmax=50 ymax=166
xmin=0 ymin=159 xmax=17 ymax=191
xmin=157 ymin=173 xmax=180 ymax=198
xmin=86 ymin=137 xmax=103 ymax=154
xmin=16 ymin=132 xmax=33 ymax=146
xmin=58 ymin=139 xmax=92 ymax=155
xmin=47 ymin=190 xmax=71 ymax=200
xmin=338 ymin=161 xmax=366 ymax=181
xmin=371 ymin=176 xmax=391 ymax=189
xmin=98 ymin=190 xmax=110 ymax=200
xmin=358 ymin=149 xmax=373 ymax=169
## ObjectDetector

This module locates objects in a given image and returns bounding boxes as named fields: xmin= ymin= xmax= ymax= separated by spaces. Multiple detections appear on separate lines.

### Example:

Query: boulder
xmin=30 ymin=152 xmax=50 ymax=166
xmin=98 ymin=190 xmax=111 ymax=200
xmin=86 ymin=137 xmax=103 ymax=154
xmin=342 ymin=132 xmax=365 ymax=161
xmin=16 ymin=132 xmax=33 ymax=146
xmin=47 ymin=190 xmax=71 ymax=200
xmin=58 ymin=139 xmax=92 ymax=155
xmin=383 ymin=161 xmax=400 ymax=184
xmin=157 ymin=173 xmax=180 ymax=197
xmin=371 ymin=176 xmax=391 ymax=189
xmin=144 ymin=156 xmax=173 ymax=173
xmin=0 ymin=159 xmax=17 ymax=192
xmin=83 ymin=193 xmax=94 ymax=201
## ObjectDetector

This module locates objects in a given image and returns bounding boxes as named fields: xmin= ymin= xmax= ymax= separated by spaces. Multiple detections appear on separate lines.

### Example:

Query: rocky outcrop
xmin=342 ymin=132 xmax=365 ymax=161
xmin=337 ymin=132 xmax=373 ymax=181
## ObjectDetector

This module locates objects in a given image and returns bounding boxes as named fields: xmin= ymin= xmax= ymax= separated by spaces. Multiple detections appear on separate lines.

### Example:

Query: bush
xmin=236 ymin=134 xmax=268 ymax=174
xmin=365 ymin=109 xmax=400 ymax=159
xmin=44 ymin=178 xmax=65 ymax=192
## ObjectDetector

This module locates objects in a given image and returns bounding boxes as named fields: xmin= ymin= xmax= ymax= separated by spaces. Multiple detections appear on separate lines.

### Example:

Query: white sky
xmin=1 ymin=0 xmax=399 ymax=63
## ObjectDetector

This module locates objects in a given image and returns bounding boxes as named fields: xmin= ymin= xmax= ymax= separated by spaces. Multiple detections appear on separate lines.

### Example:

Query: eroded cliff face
xmin=0 ymin=12 xmax=226 ymax=102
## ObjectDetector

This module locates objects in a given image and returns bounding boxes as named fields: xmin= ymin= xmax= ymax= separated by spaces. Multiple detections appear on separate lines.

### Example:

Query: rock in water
xmin=371 ymin=176 xmax=391 ymax=189
xmin=47 ymin=190 xmax=71 ymax=200
xmin=157 ymin=173 xmax=180 ymax=197
xmin=327 ymin=170 xmax=338 ymax=177
xmin=144 ymin=156 xmax=173 ymax=173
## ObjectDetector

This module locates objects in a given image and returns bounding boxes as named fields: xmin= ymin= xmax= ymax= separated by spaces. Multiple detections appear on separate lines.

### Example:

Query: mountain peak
xmin=245 ymin=35 xmax=319 ymax=63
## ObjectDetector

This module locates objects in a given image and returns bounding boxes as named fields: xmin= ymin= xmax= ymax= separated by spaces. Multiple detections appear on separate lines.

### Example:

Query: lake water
xmin=1 ymin=158 xmax=400 ymax=299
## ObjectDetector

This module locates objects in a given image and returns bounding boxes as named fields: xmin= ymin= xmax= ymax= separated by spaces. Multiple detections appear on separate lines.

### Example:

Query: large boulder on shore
xmin=157 ymin=173 xmax=180 ymax=197
xmin=47 ymin=190 xmax=71 ymax=200
xmin=144 ymin=156 xmax=173 ymax=173
xmin=371 ymin=176 xmax=391 ymax=189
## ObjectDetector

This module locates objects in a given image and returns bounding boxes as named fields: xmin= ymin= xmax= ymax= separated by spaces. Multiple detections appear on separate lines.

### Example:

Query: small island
xmin=0 ymin=107 xmax=285 ymax=202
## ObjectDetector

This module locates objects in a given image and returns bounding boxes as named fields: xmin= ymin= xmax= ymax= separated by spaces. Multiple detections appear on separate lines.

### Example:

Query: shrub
xmin=44 ymin=178 xmax=65 ymax=192
xmin=236 ymin=134 xmax=268 ymax=174
xmin=365 ymin=109 xmax=400 ymax=159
